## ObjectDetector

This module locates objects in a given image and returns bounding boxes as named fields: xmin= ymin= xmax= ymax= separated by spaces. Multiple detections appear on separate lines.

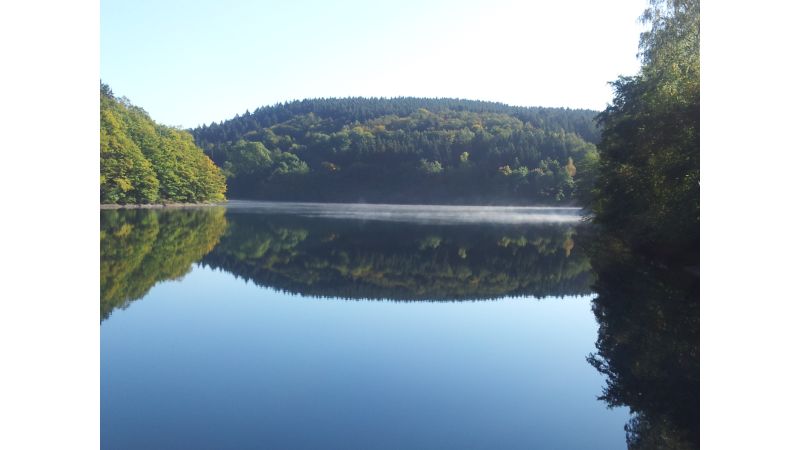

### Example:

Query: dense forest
xmin=591 ymin=0 xmax=699 ymax=261
xmin=586 ymin=1 xmax=700 ymax=448
xmin=190 ymin=99 xmax=601 ymax=204
xmin=100 ymin=83 xmax=226 ymax=204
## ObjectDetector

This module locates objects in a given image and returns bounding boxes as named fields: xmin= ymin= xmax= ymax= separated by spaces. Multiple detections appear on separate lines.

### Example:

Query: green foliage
xmin=271 ymin=151 xmax=309 ymax=176
xmin=200 ymin=214 xmax=594 ymax=301
xmin=223 ymin=140 xmax=273 ymax=177
xmin=100 ymin=96 xmax=159 ymax=204
xmin=100 ymin=208 xmax=228 ymax=321
xmin=584 ymin=2 xmax=700 ymax=447
xmin=419 ymin=159 xmax=444 ymax=175
xmin=192 ymin=98 xmax=600 ymax=204
xmin=100 ymin=83 xmax=227 ymax=204
xmin=592 ymin=0 xmax=699 ymax=259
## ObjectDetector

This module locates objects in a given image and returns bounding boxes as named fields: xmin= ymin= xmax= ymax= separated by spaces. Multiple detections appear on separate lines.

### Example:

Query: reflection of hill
xmin=587 ymin=236 xmax=699 ymax=449
xmin=201 ymin=213 xmax=594 ymax=301
xmin=100 ymin=208 xmax=227 ymax=321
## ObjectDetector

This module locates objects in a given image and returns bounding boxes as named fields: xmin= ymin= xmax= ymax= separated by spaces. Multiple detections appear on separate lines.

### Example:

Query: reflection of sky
xmin=224 ymin=200 xmax=586 ymax=225
xmin=101 ymin=265 xmax=629 ymax=450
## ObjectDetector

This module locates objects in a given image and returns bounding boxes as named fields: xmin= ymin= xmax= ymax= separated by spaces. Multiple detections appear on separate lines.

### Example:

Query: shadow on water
xmin=585 ymin=233 xmax=700 ymax=449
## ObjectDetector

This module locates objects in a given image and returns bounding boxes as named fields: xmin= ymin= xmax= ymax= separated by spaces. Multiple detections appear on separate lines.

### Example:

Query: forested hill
xmin=191 ymin=98 xmax=601 ymax=205
xmin=100 ymin=83 xmax=226 ymax=204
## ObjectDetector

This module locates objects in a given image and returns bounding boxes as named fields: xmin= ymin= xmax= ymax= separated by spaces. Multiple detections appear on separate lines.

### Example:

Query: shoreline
xmin=101 ymin=199 xmax=585 ymax=210
xmin=100 ymin=202 xmax=227 ymax=210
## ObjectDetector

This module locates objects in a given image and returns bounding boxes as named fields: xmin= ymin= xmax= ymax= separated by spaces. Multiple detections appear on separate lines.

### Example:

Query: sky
xmin=101 ymin=0 xmax=648 ymax=128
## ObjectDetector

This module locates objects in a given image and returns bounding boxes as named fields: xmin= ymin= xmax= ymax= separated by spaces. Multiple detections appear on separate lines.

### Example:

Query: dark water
xmin=100 ymin=202 xmax=698 ymax=449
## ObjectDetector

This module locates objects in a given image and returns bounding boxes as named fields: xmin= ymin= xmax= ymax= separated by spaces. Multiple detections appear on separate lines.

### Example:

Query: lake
xmin=100 ymin=201 xmax=698 ymax=449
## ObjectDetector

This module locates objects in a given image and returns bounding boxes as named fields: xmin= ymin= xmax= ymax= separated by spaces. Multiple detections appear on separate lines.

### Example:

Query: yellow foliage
xmin=115 ymin=178 xmax=133 ymax=192
xmin=566 ymin=157 xmax=577 ymax=177
xmin=563 ymin=237 xmax=574 ymax=257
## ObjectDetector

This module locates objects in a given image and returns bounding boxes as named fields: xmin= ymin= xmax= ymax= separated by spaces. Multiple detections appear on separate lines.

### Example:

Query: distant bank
xmin=190 ymin=97 xmax=599 ymax=205
xmin=101 ymin=198 xmax=584 ymax=214
xmin=100 ymin=202 xmax=226 ymax=210
xmin=101 ymin=86 xmax=599 ymax=207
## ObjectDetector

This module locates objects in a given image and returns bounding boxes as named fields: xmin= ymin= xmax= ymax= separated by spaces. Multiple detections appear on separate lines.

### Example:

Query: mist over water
xmin=224 ymin=200 xmax=585 ymax=224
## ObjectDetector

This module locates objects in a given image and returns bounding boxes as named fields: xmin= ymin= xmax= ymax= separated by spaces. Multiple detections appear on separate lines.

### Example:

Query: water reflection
xmin=100 ymin=208 xmax=227 ymax=321
xmin=202 ymin=212 xmax=593 ymax=301
xmin=586 ymin=235 xmax=700 ymax=449
xmin=100 ymin=206 xmax=592 ymax=321
xmin=100 ymin=205 xmax=699 ymax=448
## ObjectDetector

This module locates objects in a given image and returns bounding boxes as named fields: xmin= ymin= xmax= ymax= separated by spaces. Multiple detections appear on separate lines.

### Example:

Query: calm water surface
xmin=101 ymin=202 xmax=698 ymax=449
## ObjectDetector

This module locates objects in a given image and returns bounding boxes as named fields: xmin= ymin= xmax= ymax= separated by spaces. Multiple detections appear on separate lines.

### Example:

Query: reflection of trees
xmin=100 ymin=208 xmax=227 ymax=321
xmin=201 ymin=214 xmax=594 ymax=301
xmin=101 ymin=210 xmax=592 ymax=321
xmin=587 ymin=235 xmax=699 ymax=449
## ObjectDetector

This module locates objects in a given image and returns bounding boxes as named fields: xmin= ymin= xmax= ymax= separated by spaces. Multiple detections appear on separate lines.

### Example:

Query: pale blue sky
xmin=101 ymin=0 xmax=648 ymax=128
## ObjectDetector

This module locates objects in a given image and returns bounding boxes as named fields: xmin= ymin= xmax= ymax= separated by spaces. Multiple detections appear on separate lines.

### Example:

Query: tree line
xmin=101 ymin=83 xmax=226 ymax=204
xmin=586 ymin=1 xmax=700 ymax=448
xmin=190 ymin=98 xmax=602 ymax=204
xmin=591 ymin=0 xmax=699 ymax=260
